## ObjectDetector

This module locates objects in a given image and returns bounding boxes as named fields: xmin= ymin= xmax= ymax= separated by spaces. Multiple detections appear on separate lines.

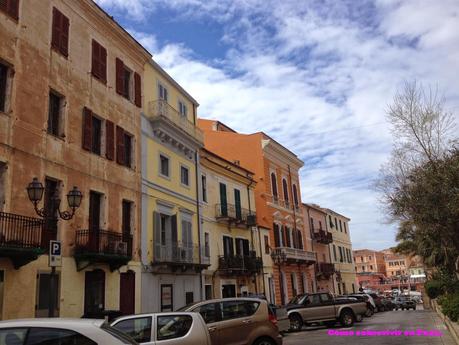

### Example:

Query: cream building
xmin=326 ymin=209 xmax=358 ymax=294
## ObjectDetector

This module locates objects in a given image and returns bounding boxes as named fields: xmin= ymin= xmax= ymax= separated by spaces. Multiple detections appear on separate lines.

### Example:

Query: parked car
xmin=369 ymin=293 xmax=385 ymax=312
xmin=286 ymin=292 xmax=367 ymax=330
xmin=0 ymin=318 xmax=137 ymax=344
xmin=178 ymin=298 xmax=282 ymax=345
xmin=111 ymin=312 xmax=211 ymax=345
xmin=393 ymin=297 xmax=417 ymax=310
xmin=347 ymin=294 xmax=374 ymax=317
xmin=381 ymin=297 xmax=395 ymax=311
xmin=248 ymin=294 xmax=289 ymax=334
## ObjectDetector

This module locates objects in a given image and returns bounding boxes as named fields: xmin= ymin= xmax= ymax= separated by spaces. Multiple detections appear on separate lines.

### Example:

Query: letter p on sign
xmin=49 ymin=240 xmax=62 ymax=267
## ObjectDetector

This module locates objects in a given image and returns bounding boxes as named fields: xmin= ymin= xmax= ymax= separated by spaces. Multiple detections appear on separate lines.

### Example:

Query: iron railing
xmin=0 ymin=211 xmax=46 ymax=249
xmin=153 ymin=241 xmax=202 ymax=264
xmin=147 ymin=100 xmax=204 ymax=143
xmin=75 ymin=229 xmax=133 ymax=257
xmin=218 ymin=255 xmax=262 ymax=273
xmin=215 ymin=204 xmax=256 ymax=225
xmin=312 ymin=230 xmax=333 ymax=244
xmin=316 ymin=262 xmax=335 ymax=278
xmin=272 ymin=247 xmax=316 ymax=263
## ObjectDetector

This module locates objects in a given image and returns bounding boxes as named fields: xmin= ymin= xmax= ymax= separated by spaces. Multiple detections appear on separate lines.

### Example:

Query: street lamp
xmin=271 ymin=248 xmax=287 ymax=305
xmin=26 ymin=177 xmax=83 ymax=317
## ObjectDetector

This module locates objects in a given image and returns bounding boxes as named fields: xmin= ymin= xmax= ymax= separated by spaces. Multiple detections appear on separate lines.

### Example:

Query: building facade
xmin=197 ymin=120 xmax=316 ymax=305
xmin=0 ymin=0 xmax=150 ymax=319
xmin=303 ymin=204 xmax=333 ymax=293
xmin=199 ymin=148 xmax=262 ymax=299
xmin=353 ymin=249 xmax=386 ymax=289
xmin=325 ymin=209 xmax=357 ymax=294
xmin=140 ymin=60 xmax=206 ymax=312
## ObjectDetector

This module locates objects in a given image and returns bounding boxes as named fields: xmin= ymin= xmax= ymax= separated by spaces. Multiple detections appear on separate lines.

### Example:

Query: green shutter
xmin=219 ymin=183 xmax=227 ymax=216
xmin=234 ymin=189 xmax=241 ymax=220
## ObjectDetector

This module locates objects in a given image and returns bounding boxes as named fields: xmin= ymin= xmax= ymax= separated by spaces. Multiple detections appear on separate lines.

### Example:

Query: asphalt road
xmin=283 ymin=306 xmax=456 ymax=345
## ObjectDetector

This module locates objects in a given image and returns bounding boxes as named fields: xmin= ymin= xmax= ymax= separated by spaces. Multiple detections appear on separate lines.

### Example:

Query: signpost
xmin=48 ymin=240 xmax=62 ymax=317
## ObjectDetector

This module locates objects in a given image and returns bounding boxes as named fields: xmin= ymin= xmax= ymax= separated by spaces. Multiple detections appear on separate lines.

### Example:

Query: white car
xmin=111 ymin=312 xmax=211 ymax=345
xmin=0 ymin=318 xmax=136 ymax=344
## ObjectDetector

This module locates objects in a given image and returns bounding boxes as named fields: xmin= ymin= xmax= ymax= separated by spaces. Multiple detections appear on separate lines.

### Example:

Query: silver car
xmin=0 ymin=318 xmax=136 ymax=344
xmin=111 ymin=312 xmax=211 ymax=345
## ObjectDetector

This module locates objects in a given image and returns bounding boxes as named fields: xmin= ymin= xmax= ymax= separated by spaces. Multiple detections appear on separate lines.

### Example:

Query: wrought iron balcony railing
xmin=312 ymin=229 xmax=333 ymax=244
xmin=147 ymin=100 xmax=204 ymax=143
xmin=75 ymin=229 xmax=133 ymax=257
xmin=218 ymin=254 xmax=262 ymax=274
xmin=272 ymin=247 xmax=316 ymax=263
xmin=316 ymin=262 xmax=335 ymax=279
xmin=153 ymin=241 xmax=204 ymax=265
xmin=215 ymin=204 xmax=256 ymax=226
xmin=0 ymin=211 xmax=46 ymax=249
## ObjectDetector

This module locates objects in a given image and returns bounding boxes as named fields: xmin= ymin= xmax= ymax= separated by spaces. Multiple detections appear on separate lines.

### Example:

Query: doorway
xmin=89 ymin=191 xmax=102 ymax=252
xmin=84 ymin=270 xmax=105 ymax=315
xmin=120 ymin=271 xmax=135 ymax=315
xmin=35 ymin=271 xmax=60 ymax=317
xmin=222 ymin=284 xmax=236 ymax=298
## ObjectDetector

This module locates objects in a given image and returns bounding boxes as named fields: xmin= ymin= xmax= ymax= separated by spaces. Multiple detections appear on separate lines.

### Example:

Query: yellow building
xmin=140 ymin=60 xmax=206 ymax=312
xmin=326 ymin=209 xmax=358 ymax=294
xmin=199 ymin=149 xmax=263 ymax=299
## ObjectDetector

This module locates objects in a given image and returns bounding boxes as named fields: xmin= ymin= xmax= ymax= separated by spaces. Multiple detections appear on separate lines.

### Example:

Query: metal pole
xmin=48 ymin=266 xmax=56 ymax=317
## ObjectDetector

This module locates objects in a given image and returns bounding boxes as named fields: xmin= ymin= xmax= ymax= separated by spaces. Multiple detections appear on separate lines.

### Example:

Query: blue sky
xmin=96 ymin=0 xmax=459 ymax=250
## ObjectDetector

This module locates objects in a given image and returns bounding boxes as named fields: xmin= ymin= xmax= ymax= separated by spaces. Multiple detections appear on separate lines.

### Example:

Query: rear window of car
xmin=112 ymin=317 xmax=152 ymax=343
xmin=157 ymin=315 xmax=193 ymax=341
xmin=221 ymin=300 xmax=260 ymax=321
xmin=192 ymin=303 xmax=218 ymax=324
xmin=0 ymin=328 xmax=28 ymax=345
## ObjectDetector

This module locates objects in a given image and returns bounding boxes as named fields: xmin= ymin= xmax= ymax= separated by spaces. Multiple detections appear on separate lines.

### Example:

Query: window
xmin=25 ymin=328 xmax=97 ymax=345
xmin=329 ymin=216 xmax=334 ymax=228
xmin=0 ymin=62 xmax=12 ymax=113
xmin=370 ymin=265 xmax=373 ymax=270
xmin=339 ymin=246 xmax=343 ymax=262
xmin=292 ymin=184 xmax=299 ymax=208
xmin=116 ymin=126 xmax=133 ymax=168
xmin=234 ymin=189 xmax=241 ymax=220
xmin=339 ymin=220 xmax=342 ymax=232
xmin=344 ymin=222 xmax=347 ymax=233
xmin=201 ymin=175 xmax=207 ymax=202
xmin=158 ymin=83 xmax=168 ymax=101
xmin=319 ymin=221 xmax=322 ymax=230
xmin=223 ymin=236 xmax=234 ymax=257
xmin=122 ymin=200 xmax=132 ymax=237
xmin=47 ymin=91 xmax=64 ymax=137
xmin=82 ymin=108 xmax=102 ymax=155
xmin=0 ymin=0 xmax=19 ymax=20
xmin=204 ymin=232 xmax=210 ymax=257
xmin=160 ymin=154 xmax=169 ymax=177
xmin=282 ymin=178 xmax=289 ymax=206
xmin=264 ymin=235 xmax=270 ymax=254
xmin=270 ymin=173 xmax=278 ymax=200
xmin=180 ymin=165 xmax=189 ymax=186
xmin=113 ymin=317 xmax=152 ymax=343
xmin=185 ymin=292 xmax=193 ymax=305
xmin=310 ymin=218 xmax=314 ymax=231
xmin=221 ymin=301 xmax=259 ymax=320
xmin=51 ymin=7 xmax=69 ymax=57
xmin=369 ymin=256 xmax=372 ymax=260
xmin=273 ymin=223 xmax=281 ymax=247
xmin=334 ymin=217 xmax=338 ymax=228
xmin=91 ymin=40 xmax=107 ymax=83
xmin=116 ymin=59 xmax=141 ymax=107
xmin=157 ymin=315 xmax=193 ymax=341
xmin=35 ymin=272 xmax=60 ymax=317
xmin=0 ymin=162 xmax=6 ymax=212
xmin=178 ymin=101 xmax=187 ymax=117
xmin=193 ymin=303 xmax=217 ymax=324
xmin=333 ymin=245 xmax=337 ymax=262
xmin=235 ymin=238 xmax=249 ymax=256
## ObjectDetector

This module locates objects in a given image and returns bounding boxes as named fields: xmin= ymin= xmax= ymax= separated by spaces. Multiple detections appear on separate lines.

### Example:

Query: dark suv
xmin=393 ymin=297 xmax=416 ymax=310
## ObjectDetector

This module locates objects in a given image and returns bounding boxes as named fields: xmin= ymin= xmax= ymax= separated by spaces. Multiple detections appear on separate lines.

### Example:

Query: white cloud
xmin=100 ymin=0 xmax=459 ymax=250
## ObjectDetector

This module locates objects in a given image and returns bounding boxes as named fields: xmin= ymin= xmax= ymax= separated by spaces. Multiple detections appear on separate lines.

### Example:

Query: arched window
xmin=297 ymin=230 xmax=303 ymax=250
xmin=292 ymin=184 xmax=299 ymax=207
xmin=271 ymin=173 xmax=278 ymax=200
xmin=282 ymin=179 xmax=289 ymax=206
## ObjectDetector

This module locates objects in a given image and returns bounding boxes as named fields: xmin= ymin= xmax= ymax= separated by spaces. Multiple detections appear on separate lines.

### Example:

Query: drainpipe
xmin=247 ymin=178 xmax=258 ymax=294
xmin=306 ymin=206 xmax=318 ymax=293
xmin=195 ymin=150 xmax=203 ymax=300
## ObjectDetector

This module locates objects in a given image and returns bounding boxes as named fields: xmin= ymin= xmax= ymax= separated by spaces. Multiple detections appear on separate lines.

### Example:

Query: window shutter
xmin=235 ymin=238 xmax=241 ymax=256
xmin=153 ymin=212 xmax=161 ymax=260
xmin=105 ymin=120 xmax=114 ymax=160
xmin=298 ymin=231 xmax=303 ymax=249
xmin=8 ymin=0 xmax=19 ymax=20
xmin=242 ymin=239 xmax=250 ymax=256
xmin=51 ymin=8 xmax=60 ymax=50
xmin=273 ymin=224 xmax=280 ymax=247
xmin=171 ymin=215 xmax=177 ymax=244
xmin=115 ymin=58 xmax=124 ymax=95
xmin=0 ymin=0 xmax=6 ymax=12
xmin=100 ymin=44 xmax=107 ymax=83
xmin=82 ymin=107 xmax=92 ymax=151
xmin=60 ymin=13 xmax=69 ymax=57
xmin=116 ymin=126 xmax=125 ymax=165
xmin=134 ymin=72 xmax=141 ymax=107
xmin=91 ymin=40 xmax=98 ymax=79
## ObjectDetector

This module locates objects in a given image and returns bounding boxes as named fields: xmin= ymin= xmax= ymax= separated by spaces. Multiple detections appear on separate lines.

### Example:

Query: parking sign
xmin=49 ymin=240 xmax=62 ymax=267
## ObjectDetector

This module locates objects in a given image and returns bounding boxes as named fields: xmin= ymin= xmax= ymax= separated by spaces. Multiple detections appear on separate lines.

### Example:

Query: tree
xmin=377 ymin=81 xmax=458 ymax=273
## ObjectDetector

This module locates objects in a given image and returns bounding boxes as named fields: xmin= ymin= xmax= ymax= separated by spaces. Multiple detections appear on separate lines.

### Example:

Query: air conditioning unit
xmin=117 ymin=242 xmax=128 ymax=255
xmin=246 ymin=214 xmax=257 ymax=226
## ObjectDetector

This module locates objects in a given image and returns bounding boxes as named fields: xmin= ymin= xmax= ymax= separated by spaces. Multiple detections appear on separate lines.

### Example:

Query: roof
xmin=0 ymin=318 xmax=105 ymax=328
xmin=323 ymin=208 xmax=351 ymax=221
xmin=303 ymin=203 xmax=327 ymax=215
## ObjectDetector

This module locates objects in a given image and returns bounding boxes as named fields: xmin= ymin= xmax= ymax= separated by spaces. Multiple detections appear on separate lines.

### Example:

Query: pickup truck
xmin=286 ymin=292 xmax=367 ymax=331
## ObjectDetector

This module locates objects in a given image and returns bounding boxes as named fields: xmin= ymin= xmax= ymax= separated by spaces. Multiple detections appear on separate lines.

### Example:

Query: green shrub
xmin=425 ymin=280 xmax=444 ymax=299
xmin=437 ymin=295 xmax=448 ymax=306
xmin=441 ymin=293 xmax=459 ymax=322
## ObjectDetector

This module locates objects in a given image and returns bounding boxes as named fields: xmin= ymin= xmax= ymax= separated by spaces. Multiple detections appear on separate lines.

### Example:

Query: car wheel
xmin=340 ymin=310 xmax=355 ymax=327
xmin=289 ymin=314 xmax=303 ymax=332
xmin=253 ymin=337 xmax=276 ymax=345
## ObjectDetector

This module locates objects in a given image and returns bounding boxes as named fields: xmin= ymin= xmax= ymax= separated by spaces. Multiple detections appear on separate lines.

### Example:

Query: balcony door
xmin=154 ymin=212 xmax=177 ymax=261
xmin=120 ymin=270 xmax=135 ymax=315
xmin=84 ymin=269 xmax=105 ymax=315
xmin=234 ymin=189 xmax=241 ymax=220
xmin=122 ymin=200 xmax=132 ymax=255
xmin=219 ymin=183 xmax=227 ymax=216
xmin=223 ymin=236 xmax=234 ymax=257
xmin=89 ymin=191 xmax=102 ymax=252
xmin=42 ymin=178 xmax=59 ymax=249
xmin=235 ymin=238 xmax=249 ymax=257
xmin=181 ymin=219 xmax=192 ymax=262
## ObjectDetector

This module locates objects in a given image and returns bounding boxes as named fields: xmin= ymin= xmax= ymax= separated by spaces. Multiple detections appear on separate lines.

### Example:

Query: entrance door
xmin=84 ymin=270 xmax=105 ymax=315
xmin=120 ymin=271 xmax=135 ymax=315
xmin=219 ymin=183 xmax=227 ymax=216
xmin=89 ymin=192 xmax=101 ymax=252
xmin=222 ymin=284 xmax=236 ymax=298
xmin=35 ymin=272 xmax=60 ymax=317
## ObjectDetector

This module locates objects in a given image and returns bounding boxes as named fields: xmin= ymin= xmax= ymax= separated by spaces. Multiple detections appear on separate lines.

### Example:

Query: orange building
xmin=198 ymin=120 xmax=316 ymax=305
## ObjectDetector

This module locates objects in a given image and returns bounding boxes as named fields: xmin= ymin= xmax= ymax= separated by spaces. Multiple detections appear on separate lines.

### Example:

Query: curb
xmin=432 ymin=300 xmax=459 ymax=345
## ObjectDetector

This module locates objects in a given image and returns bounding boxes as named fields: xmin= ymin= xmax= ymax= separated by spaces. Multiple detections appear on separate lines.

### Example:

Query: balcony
xmin=218 ymin=254 xmax=262 ymax=275
xmin=153 ymin=241 xmax=209 ymax=271
xmin=272 ymin=247 xmax=316 ymax=264
xmin=215 ymin=204 xmax=257 ymax=227
xmin=147 ymin=100 xmax=204 ymax=145
xmin=316 ymin=262 xmax=335 ymax=280
xmin=266 ymin=195 xmax=297 ymax=212
xmin=0 ymin=212 xmax=48 ymax=269
xmin=312 ymin=230 xmax=333 ymax=244
xmin=74 ymin=229 xmax=132 ymax=272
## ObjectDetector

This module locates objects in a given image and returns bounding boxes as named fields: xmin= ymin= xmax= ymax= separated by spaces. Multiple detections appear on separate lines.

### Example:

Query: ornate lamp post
xmin=271 ymin=249 xmax=287 ymax=305
xmin=26 ymin=177 xmax=82 ymax=317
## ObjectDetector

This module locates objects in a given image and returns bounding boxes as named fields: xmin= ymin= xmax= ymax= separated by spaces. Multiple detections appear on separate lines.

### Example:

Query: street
xmin=284 ymin=307 xmax=456 ymax=345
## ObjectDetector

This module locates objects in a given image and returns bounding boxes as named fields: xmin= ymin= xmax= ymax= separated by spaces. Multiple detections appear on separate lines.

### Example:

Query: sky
xmin=96 ymin=0 xmax=459 ymax=250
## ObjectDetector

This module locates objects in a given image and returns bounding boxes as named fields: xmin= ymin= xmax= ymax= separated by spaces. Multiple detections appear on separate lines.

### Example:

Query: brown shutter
xmin=105 ymin=120 xmax=115 ymax=160
xmin=8 ymin=0 xmax=19 ymax=20
xmin=100 ymin=44 xmax=107 ymax=83
xmin=51 ymin=8 xmax=60 ymax=50
xmin=60 ymin=13 xmax=69 ymax=57
xmin=82 ymin=107 xmax=92 ymax=151
xmin=116 ymin=58 xmax=124 ymax=95
xmin=0 ymin=0 xmax=7 ymax=12
xmin=91 ymin=40 xmax=98 ymax=78
xmin=116 ymin=126 xmax=125 ymax=165
xmin=134 ymin=72 xmax=141 ymax=107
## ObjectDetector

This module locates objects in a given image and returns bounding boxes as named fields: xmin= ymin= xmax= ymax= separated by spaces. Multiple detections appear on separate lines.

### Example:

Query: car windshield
xmin=289 ymin=295 xmax=307 ymax=305
xmin=101 ymin=323 xmax=139 ymax=345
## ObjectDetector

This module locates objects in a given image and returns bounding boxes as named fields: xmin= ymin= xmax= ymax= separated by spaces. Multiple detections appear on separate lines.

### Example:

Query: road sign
xmin=49 ymin=240 xmax=62 ymax=267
